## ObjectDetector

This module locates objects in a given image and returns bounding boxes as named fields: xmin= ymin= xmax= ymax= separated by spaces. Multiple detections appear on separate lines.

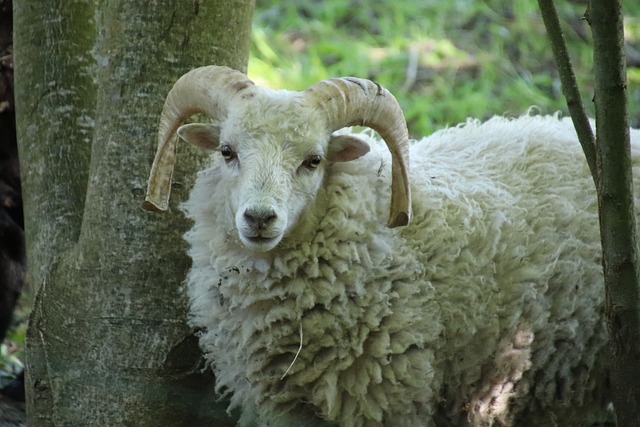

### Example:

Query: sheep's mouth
xmin=240 ymin=234 xmax=282 ymax=251
xmin=246 ymin=235 xmax=277 ymax=244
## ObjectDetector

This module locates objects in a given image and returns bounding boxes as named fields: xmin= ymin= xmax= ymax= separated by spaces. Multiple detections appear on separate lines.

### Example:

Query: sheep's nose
xmin=243 ymin=208 xmax=277 ymax=230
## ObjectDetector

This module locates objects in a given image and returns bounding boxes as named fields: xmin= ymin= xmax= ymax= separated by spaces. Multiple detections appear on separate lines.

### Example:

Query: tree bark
xmin=538 ymin=0 xmax=640 ymax=424
xmin=14 ymin=0 xmax=254 ymax=425
xmin=589 ymin=1 xmax=640 ymax=425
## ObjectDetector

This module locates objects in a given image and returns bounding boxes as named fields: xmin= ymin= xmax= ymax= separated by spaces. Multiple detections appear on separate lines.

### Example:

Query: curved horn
xmin=304 ymin=78 xmax=411 ymax=227
xmin=142 ymin=66 xmax=254 ymax=211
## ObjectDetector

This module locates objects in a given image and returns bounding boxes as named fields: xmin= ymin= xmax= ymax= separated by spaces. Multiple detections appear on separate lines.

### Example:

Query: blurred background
xmin=249 ymin=0 xmax=640 ymax=138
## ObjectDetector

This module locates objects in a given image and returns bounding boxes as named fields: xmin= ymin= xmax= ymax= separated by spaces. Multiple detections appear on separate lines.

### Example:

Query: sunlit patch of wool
xmin=467 ymin=325 xmax=535 ymax=425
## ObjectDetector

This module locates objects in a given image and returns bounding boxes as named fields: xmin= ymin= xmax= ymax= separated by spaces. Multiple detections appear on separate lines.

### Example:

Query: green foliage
xmin=251 ymin=0 xmax=640 ymax=137
xmin=0 ymin=301 xmax=27 ymax=389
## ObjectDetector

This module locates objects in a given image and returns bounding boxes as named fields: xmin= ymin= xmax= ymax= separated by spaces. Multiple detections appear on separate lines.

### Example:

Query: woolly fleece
xmin=182 ymin=115 xmax=639 ymax=427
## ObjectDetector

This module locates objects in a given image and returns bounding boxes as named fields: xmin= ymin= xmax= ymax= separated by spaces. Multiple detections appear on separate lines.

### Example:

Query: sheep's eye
xmin=220 ymin=145 xmax=237 ymax=162
xmin=302 ymin=155 xmax=322 ymax=170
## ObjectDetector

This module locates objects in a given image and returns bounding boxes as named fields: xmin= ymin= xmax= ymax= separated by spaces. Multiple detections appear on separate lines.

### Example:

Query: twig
xmin=280 ymin=322 xmax=303 ymax=380
xmin=537 ymin=0 xmax=597 ymax=181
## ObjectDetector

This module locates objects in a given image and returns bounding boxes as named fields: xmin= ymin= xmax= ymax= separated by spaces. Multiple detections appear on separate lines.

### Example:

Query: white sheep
xmin=144 ymin=65 xmax=638 ymax=427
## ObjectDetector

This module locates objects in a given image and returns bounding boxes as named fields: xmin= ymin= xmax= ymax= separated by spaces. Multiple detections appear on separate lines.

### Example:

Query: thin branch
xmin=281 ymin=322 xmax=304 ymax=380
xmin=537 ymin=0 xmax=597 ymax=180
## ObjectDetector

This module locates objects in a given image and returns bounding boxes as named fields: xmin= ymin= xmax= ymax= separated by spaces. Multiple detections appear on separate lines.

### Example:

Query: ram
xmin=144 ymin=65 xmax=638 ymax=427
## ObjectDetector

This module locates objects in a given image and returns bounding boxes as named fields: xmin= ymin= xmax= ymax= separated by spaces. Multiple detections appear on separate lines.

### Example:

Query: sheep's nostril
xmin=244 ymin=208 xmax=277 ymax=230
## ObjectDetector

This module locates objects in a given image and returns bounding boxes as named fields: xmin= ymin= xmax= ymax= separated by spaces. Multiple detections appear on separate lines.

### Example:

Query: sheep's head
xmin=143 ymin=66 xmax=411 ymax=252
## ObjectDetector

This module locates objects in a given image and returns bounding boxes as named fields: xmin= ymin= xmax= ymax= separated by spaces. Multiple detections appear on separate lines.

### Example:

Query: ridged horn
xmin=142 ymin=66 xmax=254 ymax=212
xmin=305 ymin=78 xmax=411 ymax=227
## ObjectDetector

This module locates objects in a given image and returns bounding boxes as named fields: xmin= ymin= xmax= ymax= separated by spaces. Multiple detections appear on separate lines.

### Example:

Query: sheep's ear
xmin=327 ymin=135 xmax=370 ymax=163
xmin=177 ymin=123 xmax=221 ymax=150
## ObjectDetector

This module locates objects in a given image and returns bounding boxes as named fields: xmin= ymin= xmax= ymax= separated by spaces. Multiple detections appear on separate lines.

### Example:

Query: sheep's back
xmin=404 ymin=115 xmax=619 ymax=425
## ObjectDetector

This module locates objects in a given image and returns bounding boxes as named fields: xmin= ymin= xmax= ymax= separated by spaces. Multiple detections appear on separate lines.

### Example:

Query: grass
xmin=250 ymin=0 xmax=640 ymax=138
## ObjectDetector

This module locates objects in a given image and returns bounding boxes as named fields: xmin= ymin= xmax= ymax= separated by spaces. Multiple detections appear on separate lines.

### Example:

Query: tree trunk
xmin=538 ymin=0 xmax=640 ymax=424
xmin=589 ymin=1 xmax=640 ymax=425
xmin=13 ymin=1 xmax=254 ymax=425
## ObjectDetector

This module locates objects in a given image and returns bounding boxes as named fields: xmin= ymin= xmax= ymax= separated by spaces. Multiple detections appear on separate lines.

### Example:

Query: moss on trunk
xmin=14 ymin=0 xmax=254 ymax=424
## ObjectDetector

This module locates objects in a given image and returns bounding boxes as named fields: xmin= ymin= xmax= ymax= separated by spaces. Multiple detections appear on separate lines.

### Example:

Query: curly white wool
xmin=182 ymin=114 xmax=636 ymax=427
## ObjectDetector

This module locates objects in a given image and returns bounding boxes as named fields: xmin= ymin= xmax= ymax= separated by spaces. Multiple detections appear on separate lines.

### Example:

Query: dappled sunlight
xmin=625 ymin=16 xmax=640 ymax=42
xmin=466 ymin=324 xmax=534 ymax=426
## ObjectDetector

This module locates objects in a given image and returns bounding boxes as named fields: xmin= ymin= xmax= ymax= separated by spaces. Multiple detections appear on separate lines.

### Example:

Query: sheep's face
xmin=178 ymin=90 xmax=370 ymax=252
